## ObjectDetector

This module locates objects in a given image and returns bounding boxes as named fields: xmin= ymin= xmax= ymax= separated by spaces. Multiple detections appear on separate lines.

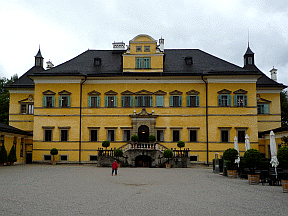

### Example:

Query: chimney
xmin=46 ymin=60 xmax=54 ymax=70
xmin=270 ymin=67 xmax=277 ymax=81
xmin=159 ymin=37 xmax=164 ymax=52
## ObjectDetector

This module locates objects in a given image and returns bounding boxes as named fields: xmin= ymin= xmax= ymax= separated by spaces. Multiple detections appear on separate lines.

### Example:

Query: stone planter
xmin=248 ymin=174 xmax=260 ymax=185
xmin=282 ymin=180 xmax=288 ymax=193
xmin=51 ymin=160 xmax=57 ymax=165
xmin=227 ymin=170 xmax=237 ymax=178
xmin=166 ymin=164 xmax=171 ymax=168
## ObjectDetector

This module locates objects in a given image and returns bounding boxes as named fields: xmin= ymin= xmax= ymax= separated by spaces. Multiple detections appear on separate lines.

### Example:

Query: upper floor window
xmin=187 ymin=95 xmax=199 ymax=107
xmin=88 ymin=96 xmax=100 ymax=108
xmin=135 ymin=96 xmax=153 ymax=107
xmin=156 ymin=96 xmax=164 ymax=107
xmin=60 ymin=129 xmax=69 ymax=142
xmin=123 ymin=130 xmax=131 ymax=141
xmin=44 ymin=129 xmax=53 ymax=141
xmin=90 ymin=129 xmax=98 ymax=142
xmin=43 ymin=96 xmax=55 ymax=108
xmin=221 ymin=130 xmax=229 ymax=142
xmin=234 ymin=95 xmax=247 ymax=107
xmin=144 ymin=46 xmax=150 ymax=52
xmin=105 ymin=96 xmax=117 ymax=108
xmin=172 ymin=130 xmax=180 ymax=142
xmin=157 ymin=130 xmax=165 ymax=142
xmin=21 ymin=103 xmax=34 ymax=114
xmin=107 ymin=130 xmax=115 ymax=142
xmin=189 ymin=130 xmax=198 ymax=142
xmin=136 ymin=58 xmax=150 ymax=69
xmin=218 ymin=94 xmax=231 ymax=107
xmin=257 ymin=104 xmax=269 ymax=114
xmin=238 ymin=130 xmax=246 ymax=143
xmin=170 ymin=96 xmax=182 ymax=107
xmin=121 ymin=96 xmax=133 ymax=107
xmin=59 ymin=96 xmax=71 ymax=107
xmin=136 ymin=46 xmax=142 ymax=52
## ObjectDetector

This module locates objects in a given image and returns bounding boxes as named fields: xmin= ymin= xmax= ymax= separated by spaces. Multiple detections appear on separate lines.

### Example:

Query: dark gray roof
xmin=0 ymin=122 xmax=32 ymax=136
xmin=259 ymin=126 xmax=288 ymax=136
xmin=257 ymin=74 xmax=286 ymax=88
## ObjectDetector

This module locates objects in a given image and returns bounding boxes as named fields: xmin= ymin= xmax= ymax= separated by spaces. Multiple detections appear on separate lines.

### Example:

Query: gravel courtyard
xmin=1 ymin=165 xmax=287 ymax=216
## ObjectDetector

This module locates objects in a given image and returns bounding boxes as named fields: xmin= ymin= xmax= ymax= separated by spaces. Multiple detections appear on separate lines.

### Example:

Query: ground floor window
xmin=172 ymin=130 xmax=180 ymax=142
xmin=189 ymin=130 xmax=197 ymax=142
xmin=107 ymin=130 xmax=115 ymax=142
xmin=123 ymin=130 xmax=131 ymax=141
xmin=60 ymin=155 xmax=68 ymax=161
xmin=90 ymin=155 xmax=98 ymax=161
xmin=221 ymin=130 xmax=229 ymax=142
xmin=60 ymin=129 xmax=69 ymax=141
xmin=90 ymin=130 xmax=98 ymax=142
xmin=190 ymin=155 xmax=198 ymax=161
xmin=43 ymin=155 xmax=51 ymax=161
xmin=44 ymin=129 xmax=53 ymax=141
xmin=238 ymin=130 xmax=246 ymax=143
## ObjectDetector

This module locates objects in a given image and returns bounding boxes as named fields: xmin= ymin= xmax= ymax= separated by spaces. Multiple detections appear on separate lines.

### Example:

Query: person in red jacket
xmin=112 ymin=160 xmax=118 ymax=176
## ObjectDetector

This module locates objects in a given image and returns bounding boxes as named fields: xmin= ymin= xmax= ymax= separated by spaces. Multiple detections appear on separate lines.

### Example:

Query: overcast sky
xmin=1 ymin=0 xmax=287 ymax=86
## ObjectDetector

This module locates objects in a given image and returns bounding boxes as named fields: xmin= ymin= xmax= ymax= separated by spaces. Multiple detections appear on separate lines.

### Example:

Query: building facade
xmin=7 ymin=34 xmax=286 ymax=165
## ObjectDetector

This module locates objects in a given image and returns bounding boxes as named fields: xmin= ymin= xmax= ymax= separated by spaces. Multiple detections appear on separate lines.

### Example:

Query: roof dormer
xmin=243 ymin=45 xmax=254 ymax=67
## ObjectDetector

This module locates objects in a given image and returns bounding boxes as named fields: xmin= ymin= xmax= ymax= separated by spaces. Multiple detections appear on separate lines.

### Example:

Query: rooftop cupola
xmin=159 ymin=37 xmax=164 ymax=52
xmin=243 ymin=45 xmax=255 ymax=67
xmin=270 ymin=67 xmax=277 ymax=81
xmin=35 ymin=48 xmax=44 ymax=67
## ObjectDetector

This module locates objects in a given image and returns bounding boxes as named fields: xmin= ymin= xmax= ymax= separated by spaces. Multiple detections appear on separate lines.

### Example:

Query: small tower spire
xmin=35 ymin=46 xmax=44 ymax=67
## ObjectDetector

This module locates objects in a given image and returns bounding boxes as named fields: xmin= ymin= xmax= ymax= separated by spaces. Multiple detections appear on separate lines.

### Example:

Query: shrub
xmin=163 ymin=149 xmax=173 ymax=164
xmin=0 ymin=144 xmax=8 ymax=164
xmin=131 ymin=135 xmax=139 ymax=142
xmin=223 ymin=148 xmax=238 ymax=170
xmin=177 ymin=141 xmax=185 ymax=150
xmin=114 ymin=149 xmax=123 ymax=157
xmin=148 ymin=135 xmax=156 ymax=142
xmin=243 ymin=149 xmax=262 ymax=172
xmin=8 ymin=145 xmax=17 ymax=163
xmin=278 ymin=146 xmax=288 ymax=169
xmin=102 ymin=140 xmax=110 ymax=149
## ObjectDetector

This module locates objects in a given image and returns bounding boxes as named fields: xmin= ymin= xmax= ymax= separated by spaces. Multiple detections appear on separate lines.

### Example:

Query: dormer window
xmin=185 ymin=57 xmax=193 ymax=65
xmin=94 ymin=58 xmax=101 ymax=66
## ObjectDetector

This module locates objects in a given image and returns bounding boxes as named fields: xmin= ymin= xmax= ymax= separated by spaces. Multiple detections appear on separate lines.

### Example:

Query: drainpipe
xmin=202 ymin=76 xmax=209 ymax=166
xmin=79 ymin=76 xmax=87 ymax=164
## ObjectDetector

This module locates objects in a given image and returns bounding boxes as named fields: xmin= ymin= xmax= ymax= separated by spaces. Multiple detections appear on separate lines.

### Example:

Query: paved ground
xmin=0 ymin=165 xmax=287 ymax=216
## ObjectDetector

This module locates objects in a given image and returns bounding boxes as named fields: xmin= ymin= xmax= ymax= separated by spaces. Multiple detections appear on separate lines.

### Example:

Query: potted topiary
xmin=223 ymin=148 xmax=238 ymax=178
xmin=8 ymin=145 xmax=17 ymax=165
xmin=131 ymin=135 xmax=139 ymax=148
xmin=243 ymin=149 xmax=262 ymax=184
xmin=277 ymin=146 xmax=288 ymax=192
xmin=163 ymin=149 xmax=173 ymax=168
xmin=114 ymin=149 xmax=123 ymax=167
xmin=148 ymin=135 xmax=156 ymax=142
xmin=0 ymin=144 xmax=8 ymax=165
xmin=50 ymin=148 xmax=58 ymax=165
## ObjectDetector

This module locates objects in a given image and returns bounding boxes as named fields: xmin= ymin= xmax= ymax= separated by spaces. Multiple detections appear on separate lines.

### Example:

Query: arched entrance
xmin=138 ymin=125 xmax=149 ymax=142
xmin=135 ymin=155 xmax=152 ymax=167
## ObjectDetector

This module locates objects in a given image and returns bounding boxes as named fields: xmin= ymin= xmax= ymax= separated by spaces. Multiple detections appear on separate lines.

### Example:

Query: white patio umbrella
xmin=245 ymin=134 xmax=250 ymax=151
xmin=270 ymin=131 xmax=279 ymax=178
xmin=234 ymin=136 xmax=240 ymax=166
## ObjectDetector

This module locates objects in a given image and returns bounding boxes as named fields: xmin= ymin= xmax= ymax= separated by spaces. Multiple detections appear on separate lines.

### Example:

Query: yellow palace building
xmin=6 ymin=34 xmax=286 ymax=166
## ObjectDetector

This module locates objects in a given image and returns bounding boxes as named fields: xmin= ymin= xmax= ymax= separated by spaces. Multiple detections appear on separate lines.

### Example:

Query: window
xmin=88 ymin=96 xmax=100 ymax=108
xmin=248 ymin=57 xmax=253 ymax=65
xmin=90 ymin=155 xmax=98 ymax=161
xmin=59 ymin=96 xmax=70 ymax=107
xmin=144 ymin=46 xmax=150 ymax=52
xmin=156 ymin=96 xmax=164 ymax=107
xmin=173 ymin=130 xmax=180 ymax=142
xmin=21 ymin=104 xmax=26 ymax=114
xmin=44 ymin=155 xmax=52 ymax=161
xmin=60 ymin=155 xmax=68 ymax=161
xmin=221 ymin=130 xmax=229 ymax=142
xmin=189 ymin=130 xmax=197 ymax=142
xmin=107 ymin=130 xmax=115 ymax=142
xmin=136 ymin=58 xmax=150 ymax=69
xmin=105 ymin=96 xmax=117 ymax=107
xmin=60 ymin=130 xmax=68 ymax=142
xmin=123 ymin=130 xmax=131 ymax=141
xmin=185 ymin=57 xmax=193 ymax=65
xmin=238 ymin=130 xmax=246 ymax=143
xmin=170 ymin=96 xmax=182 ymax=107
xmin=43 ymin=96 xmax=55 ymax=107
xmin=234 ymin=95 xmax=247 ymax=107
xmin=21 ymin=104 xmax=34 ymax=114
xmin=121 ymin=96 xmax=133 ymax=107
xmin=187 ymin=96 xmax=199 ymax=107
xmin=157 ymin=130 xmax=164 ymax=142
xmin=90 ymin=130 xmax=98 ymax=142
xmin=257 ymin=104 xmax=269 ymax=114
xmin=135 ymin=96 xmax=153 ymax=107
xmin=44 ymin=129 xmax=52 ymax=141
xmin=218 ymin=94 xmax=231 ymax=107
xmin=94 ymin=58 xmax=101 ymax=66
xmin=190 ymin=155 xmax=198 ymax=161
xmin=136 ymin=46 xmax=142 ymax=52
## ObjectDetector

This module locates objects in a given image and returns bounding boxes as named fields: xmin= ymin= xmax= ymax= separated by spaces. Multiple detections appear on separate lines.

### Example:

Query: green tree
xmin=0 ymin=75 xmax=18 ymax=125
xmin=0 ymin=144 xmax=8 ymax=164
xmin=177 ymin=141 xmax=185 ymax=150
xmin=163 ymin=149 xmax=173 ymax=164
xmin=280 ymin=90 xmax=288 ymax=127
xmin=102 ymin=140 xmax=110 ymax=149
xmin=8 ymin=145 xmax=17 ymax=163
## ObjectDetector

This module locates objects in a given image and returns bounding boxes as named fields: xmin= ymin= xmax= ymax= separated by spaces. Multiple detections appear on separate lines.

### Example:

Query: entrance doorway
xmin=138 ymin=125 xmax=149 ymax=142
xmin=26 ymin=152 xmax=32 ymax=164
xmin=135 ymin=155 xmax=152 ymax=167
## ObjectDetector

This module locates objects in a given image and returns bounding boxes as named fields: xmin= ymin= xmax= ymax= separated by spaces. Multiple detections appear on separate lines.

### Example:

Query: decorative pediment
xmin=169 ymin=90 xmax=183 ymax=95
xmin=217 ymin=89 xmax=231 ymax=94
xmin=154 ymin=90 xmax=167 ymax=95
xmin=121 ymin=90 xmax=134 ymax=95
xmin=233 ymin=89 xmax=247 ymax=94
xmin=88 ymin=90 xmax=101 ymax=96
xmin=186 ymin=90 xmax=200 ymax=95
xmin=58 ymin=90 xmax=71 ymax=95
xmin=105 ymin=90 xmax=118 ymax=95
xmin=134 ymin=89 xmax=153 ymax=95
xmin=43 ymin=90 xmax=56 ymax=95
xmin=18 ymin=95 xmax=34 ymax=103
xmin=258 ymin=98 xmax=271 ymax=103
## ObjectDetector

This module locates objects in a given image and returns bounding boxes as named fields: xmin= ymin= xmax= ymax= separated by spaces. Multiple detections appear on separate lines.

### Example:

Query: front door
xmin=138 ymin=125 xmax=149 ymax=142
xmin=26 ymin=152 xmax=32 ymax=164
xmin=135 ymin=155 xmax=152 ymax=167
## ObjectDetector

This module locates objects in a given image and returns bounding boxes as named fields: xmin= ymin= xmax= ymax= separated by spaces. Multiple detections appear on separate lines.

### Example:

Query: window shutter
xmin=130 ymin=96 xmax=134 ymax=107
xmin=121 ymin=96 xmax=124 ymax=107
xmin=52 ymin=96 xmax=55 ymax=107
xmin=43 ymin=96 xmax=47 ymax=107
xmin=114 ymin=96 xmax=117 ymax=107
xmin=196 ymin=96 xmax=200 ymax=107
xmin=105 ymin=96 xmax=108 ymax=107
xmin=227 ymin=95 xmax=232 ymax=106
xmin=88 ymin=96 xmax=92 ymax=107
xmin=187 ymin=96 xmax=190 ymax=107
xmin=135 ymin=96 xmax=139 ymax=107
xmin=264 ymin=104 xmax=269 ymax=114
xmin=243 ymin=95 xmax=248 ymax=106
xmin=150 ymin=96 xmax=153 ymax=107
xmin=218 ymin=95 xmax=222 ymax=106
xmin=59 ymin=96 xmax=62 ymax=107
xmin=67 ymin=96 xmax=71 ymax=107
xmin=97 ymin=96 xmax=100 ymax=107
xmin=170 ymin=96 xmax=173 ymax=107
xmin=179 ymin=96 xmax=182 ymax=107
xmin=156 ymin=96 xmax=163 ymax=107
xmin=234 ymin=95 xmax=237 ymax=106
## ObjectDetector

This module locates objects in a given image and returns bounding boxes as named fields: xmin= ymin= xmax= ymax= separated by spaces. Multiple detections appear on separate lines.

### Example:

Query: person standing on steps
xmin=112 ymin=160 xmax=118 ymax=176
